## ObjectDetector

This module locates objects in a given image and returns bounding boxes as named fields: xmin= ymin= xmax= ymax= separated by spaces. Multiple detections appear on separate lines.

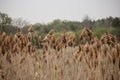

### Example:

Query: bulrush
xmin=38 ymin=36 xmax=42 ymax=42
xmin=67 ymin=32 xmax=76 ymax=47
xmin=80 ymin=28 xmax=94 ymax=44
xmin=82 ymin=42 xmax=89 ymax=52
xmin=116 ymin=43 xmax=120 ymax=54
xmin=73 ymin=51 xmax=79 ymax=63
xmin=16 ymin=28 xmax=22 ymax=38
xmin=80 ymin=28 xmax=87 ymax=37
xmin=78 ymin=44 xmax=81 ymax=52
xmin=26 ymin=42 xmax=32 ymax=53
xmin=38 ymin=36 xmax=42 ymax=48
xmin=56 ymin=42 xmax=63 ymax=52
xmin=0 ymin=46 xmax=2 ymax=54
xmin=1 ymin=45 xmax=5 ymax=55
xmin=91 ymin=37 xmax=101 ymax=52
xmin=13 ymin=34 xmax=18 ymax=43
xmin=61 ymin=31 xmax=67 ymax=48
xmin=42 ymin=42 xmax=48 ymax=53
xmin=4 ymin=35 xmax=10 ymax=46
xmin=27 ymin=32 xmax=32 ymax=41
xmin=64 ymin=59 xmax=69 ymax=66
xmin=43 ymin=29 xmax=55 ymax=47
xmin=0 ymin=46 xmax=3 ymax=55
xmin=34 ymin=31 xmax=39 ymax=41
xmin=0 ymin=27 xmax=119 ymax=80
xmin=84 ymin=56 xmax=91 ymax=69
xmin=85 ymin=28 xmax=92 ymax=37
xmin=48 ymin=29 xmax=55 ymax=35
xmin=54 ymin=37 xmax=61 ymax=50
xmin=111 ymin=48 xmax=117 ymax=64
xmin=28 ymin=24 xmax=34 ymax=32
xmin=77 ymin=53 xmax=83 ymax=62
xmin=89 ymin=46 xmax=95 ymax=59
xmin=54 ymin=64 xmax=58 ymax=70
xmin=6 ymin=52 xmax=11 ymax=63
xmin=1 ymin=32 xmax=6 ymax=39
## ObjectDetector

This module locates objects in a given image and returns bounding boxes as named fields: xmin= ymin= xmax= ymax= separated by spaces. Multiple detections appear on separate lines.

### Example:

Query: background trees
xmin=112 ymin=17 xmax=120 ymax=27
xmin=0 ymin=12 xmax=12 ymax=33
xmin=0 ymin=12 xmax=18 ymax=34
xmin=12 ymin=18 xmax=29 ymax=28
xmin=0 ymin=12 xmax=120 ymax=40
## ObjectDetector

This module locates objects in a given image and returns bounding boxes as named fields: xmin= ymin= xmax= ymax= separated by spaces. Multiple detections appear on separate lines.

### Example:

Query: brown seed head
xmin=48 ymin=29 xmax=55 ymax=35
xmin=28 ymin=24 xmax=34 ymax=32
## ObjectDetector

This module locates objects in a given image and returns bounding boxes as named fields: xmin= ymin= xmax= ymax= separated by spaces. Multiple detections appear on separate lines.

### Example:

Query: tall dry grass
xmin=0 ymin=26 xmax=120 ymax=80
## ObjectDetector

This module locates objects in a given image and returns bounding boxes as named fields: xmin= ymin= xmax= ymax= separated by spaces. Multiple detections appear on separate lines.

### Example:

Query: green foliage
xmin=93 ymin=27 xmax=108 ymax=38
xmin=54 ymin=32 xmax=61 ymax=37
xmin=110 ymin=27 xmax=120 ymax=40
xmin=74 ymin=30 xmax=81 ymax=44
xmin=0 ymin=12 xmax=120 ymax=41
xmin=92 ymin=27 xmax=120 ymax=40
xmin=112 ymin=17 xmax=120 ymax=27
xmin=0 ymin=12 xmax=18 ymax=34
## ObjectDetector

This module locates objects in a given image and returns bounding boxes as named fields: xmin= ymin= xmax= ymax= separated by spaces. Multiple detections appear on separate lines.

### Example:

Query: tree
xmin=112 ymin=17 xmax=120 ymax=27
xmin=82 ymin=15 xmax=93 ymax=29
xmin=12 ymin=18 xmax=29 ymax=28
xmin=0 ymin=12 xmax=12 ymax=33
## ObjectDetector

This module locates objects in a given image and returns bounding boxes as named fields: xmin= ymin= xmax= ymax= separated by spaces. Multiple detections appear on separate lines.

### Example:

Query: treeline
xmin=0 ymin=12 xmax=120 ymax=40
xmin=23 ymin=16 xmax=120 ymax=40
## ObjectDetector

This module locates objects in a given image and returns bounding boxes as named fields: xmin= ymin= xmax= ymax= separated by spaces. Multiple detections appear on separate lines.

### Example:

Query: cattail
xmin=6 ymin=52 xmax=11 ymax=63
xmin=56 ymin=54 xmax=60 ymax=59
xmin=1 ymin=45 xmax=5 ymax=55
xmin=43 ymin=43 xmax=48 ymax=51
xmin=54 ymin=64 xmax=58 ymax=70
xmin=43 ymin=36 xmax=48 ymax=42
xmin=81 ymin=28 xmax=88 ymax=37
xmin=61 ymin=31 xmax=67 ymax=44
xmin=89 ymin=46 xmax=95 ymax=58
xmin=38 ymin=36 xmax=42 ymax=43
xmin=31 ymin=46 xmax=37 ymax=53
xmin=20 ymin=57 xmax=25 ymax=64
xmin=5 ymin=35 xmax=11 ymax=45
xmin=111 ymin=48 xmax=117 ymax=64
xmin=83 ymin=42 xmax=89 ymax=52
xmin=44 ymin=59 xmax=47 ymax=64
xmin=111 ymin=36 xmax=117 ymax=43
xmin=73 ymin=52 xmax=78 ymax=62
xmin=26 ymin=42 xmax=32 ymax=53
xmin=78 ymin=45 xmax=81 ymax=52
xmin=0 ymin=46 xmax=2 ymax=55
xmin=85 ymin=28 xmax=92 ymax=35
xmin=60 ymin=68 xmax=64 ymax=76
xmin=16 ymin=28 xmax=22 ymax=38
xmin=27 ymin=32 xmax=32 ymax=41
xmin=80 ymin=33 xmax=84 ymax=40
xmin=84 ymin=57 xmax=91 ymax=69
xmin=13 ymin=34 xmax=18 ymax=43
xmin=34 ymin=31 xmax=39 ymax=41
xmin=28 ymin=24 xmax=34 ymax=32
xmin=51 ymin=37 xmax=55 ymax=44
xmin=48 ymin=29 xmax=54 ymax=35
xmin=57 ymin=42 xmax=63 ymax=52
xmin=77 ymin=55 xmax=82 ymax=62
xmin=1 ymin=32 xmax=6 ymax=39
xmin=64 ymin=59 xmax=69 ymax=65
xmin=119 ymin=70 xmax=120 ymax=75
xmin=82 ymin=37 xmax=86 ymax=44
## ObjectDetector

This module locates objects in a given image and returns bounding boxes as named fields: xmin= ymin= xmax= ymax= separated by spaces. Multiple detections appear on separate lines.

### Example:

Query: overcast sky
xmin=0 ymin=0 xmax=120 ymax=23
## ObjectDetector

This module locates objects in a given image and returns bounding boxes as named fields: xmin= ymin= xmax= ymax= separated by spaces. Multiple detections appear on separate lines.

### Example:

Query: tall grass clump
xmin=0 ymin=26 xmax=120 ymax=80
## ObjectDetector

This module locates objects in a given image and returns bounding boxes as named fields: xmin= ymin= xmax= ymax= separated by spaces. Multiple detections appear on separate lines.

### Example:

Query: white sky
xmin=0 ymin=0 xmax=120 ymax=24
